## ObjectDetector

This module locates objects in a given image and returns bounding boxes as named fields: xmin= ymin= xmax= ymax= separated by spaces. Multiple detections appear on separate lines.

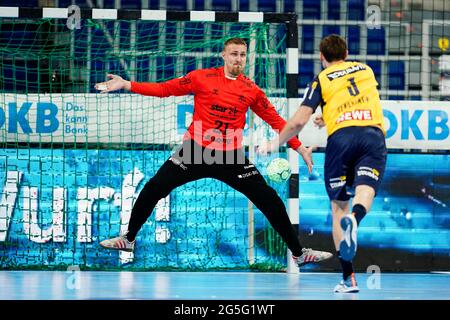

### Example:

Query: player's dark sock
xmin=352 ymin=204 xmax=367 ymax=226
xmin=338 ymin=250 xmax=354 ymax=280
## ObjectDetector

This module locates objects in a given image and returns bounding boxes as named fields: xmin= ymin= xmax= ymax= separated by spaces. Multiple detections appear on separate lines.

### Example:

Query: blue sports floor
xmin=0 ymin=271 xmax=449 ymax=300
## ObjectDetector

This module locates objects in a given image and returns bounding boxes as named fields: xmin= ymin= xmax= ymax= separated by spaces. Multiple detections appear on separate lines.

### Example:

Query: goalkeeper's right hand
xmin=95 ymin=74 xmax=131 ymax=93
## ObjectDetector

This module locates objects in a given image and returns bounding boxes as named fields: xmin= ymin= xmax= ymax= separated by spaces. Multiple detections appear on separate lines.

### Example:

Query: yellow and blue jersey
xmin=301 ymin=61 xmax=385 ymax=137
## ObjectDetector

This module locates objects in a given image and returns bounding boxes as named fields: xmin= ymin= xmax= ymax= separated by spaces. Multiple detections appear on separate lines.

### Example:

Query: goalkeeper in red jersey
xmin=96 ymin=38 xmax=332 ymax=268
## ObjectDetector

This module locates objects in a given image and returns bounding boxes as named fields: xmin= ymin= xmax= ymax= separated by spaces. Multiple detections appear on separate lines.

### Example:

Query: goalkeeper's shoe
xmin=294 ymin=248 xmax=333 ymax=267
xmin=334 ymin=273 xmax=360 ymax=293
xmin=100 ymin=232 xmax=135 ymax=252
xmin=339 ymin=214 xmax=358 ymax=261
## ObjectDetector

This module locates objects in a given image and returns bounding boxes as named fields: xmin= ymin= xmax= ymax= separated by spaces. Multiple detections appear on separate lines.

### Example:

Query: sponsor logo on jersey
xmin=326 ymin=64 xmax=366 ymax=81
xmin=204 ymin=134 xmax=233 ymax=144
xmin=179 ymin=77 xmax=191 ymax=86
xmin=336 ymin=109 xmax=373 ymax=124
xmin=210 ymin=104 xmax=239 ymax=116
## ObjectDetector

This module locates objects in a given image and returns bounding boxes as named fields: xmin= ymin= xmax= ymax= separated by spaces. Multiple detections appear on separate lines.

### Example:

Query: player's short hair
xmin=223 ymin=37 xmax=247 ymax=50
xmin=320 ymin=34 xmax=347 ymax=62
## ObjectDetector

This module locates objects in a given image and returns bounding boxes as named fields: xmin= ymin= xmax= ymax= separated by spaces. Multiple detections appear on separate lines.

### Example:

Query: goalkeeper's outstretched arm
xmin=95 ymin=73 xmax=195 ymax=97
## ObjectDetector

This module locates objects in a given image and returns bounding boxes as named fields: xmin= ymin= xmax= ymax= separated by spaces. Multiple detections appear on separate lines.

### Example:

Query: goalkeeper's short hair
xmin=223 ymin=37 xmax=247 ymax=49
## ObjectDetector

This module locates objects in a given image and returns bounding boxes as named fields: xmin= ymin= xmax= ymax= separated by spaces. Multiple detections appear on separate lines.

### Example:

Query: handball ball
xmin=267 ymin=158 xmax=291 ymax=183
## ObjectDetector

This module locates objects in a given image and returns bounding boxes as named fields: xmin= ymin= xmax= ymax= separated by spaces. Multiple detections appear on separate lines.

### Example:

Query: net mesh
xmin=0 ymin=17 xmax=290 ymax=270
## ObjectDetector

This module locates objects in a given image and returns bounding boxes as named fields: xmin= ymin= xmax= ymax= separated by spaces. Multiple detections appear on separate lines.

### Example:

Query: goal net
xmin=0 ymin=10 xmax=296 ymax=271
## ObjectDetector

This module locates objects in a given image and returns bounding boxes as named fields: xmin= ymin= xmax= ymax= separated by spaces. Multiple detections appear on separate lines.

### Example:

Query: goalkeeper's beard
xmin=230 ymin=65 xmax=243 ymax=76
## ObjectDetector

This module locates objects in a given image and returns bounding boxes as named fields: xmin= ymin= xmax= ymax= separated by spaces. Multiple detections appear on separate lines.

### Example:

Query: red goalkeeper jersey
xmin=130 ymin=66 xmax=302 ymax=151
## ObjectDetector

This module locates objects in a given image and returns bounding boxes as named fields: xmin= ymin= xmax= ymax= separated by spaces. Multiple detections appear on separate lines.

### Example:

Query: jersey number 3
xmin=347 ymin=77 xmax=360 ymax=96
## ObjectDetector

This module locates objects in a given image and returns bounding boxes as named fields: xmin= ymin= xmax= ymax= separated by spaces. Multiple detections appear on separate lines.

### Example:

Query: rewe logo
xmin=336 ymin=109 xmax=373 ymax=124
xmin=0 ymin=102 xmax=59 ymax=133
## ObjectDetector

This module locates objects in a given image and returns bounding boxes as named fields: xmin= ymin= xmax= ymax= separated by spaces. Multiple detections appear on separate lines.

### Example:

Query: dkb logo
xmin=0 ymin=102 xmax=59 ymax=133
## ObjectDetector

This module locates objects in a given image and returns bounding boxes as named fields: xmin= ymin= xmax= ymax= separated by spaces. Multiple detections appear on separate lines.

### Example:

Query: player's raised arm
xmin=257 ymin=73 xmax=323 ymax=157
xmin=251 ymin=89 xmax=315 ymax=173
xmin=276 ymin=105 xmax=314 ymax=149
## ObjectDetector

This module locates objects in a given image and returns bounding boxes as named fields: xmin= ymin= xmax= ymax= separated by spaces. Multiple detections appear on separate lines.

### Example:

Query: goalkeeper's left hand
xmin=296 ymin=145 xmax=314 ymax=174
xmin=95 ymin=74 xmax=131 ymax=93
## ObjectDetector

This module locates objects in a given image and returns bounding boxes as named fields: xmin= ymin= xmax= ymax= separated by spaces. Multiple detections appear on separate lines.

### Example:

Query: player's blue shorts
xmin=324 ymin=126 xmax=387 ymax=201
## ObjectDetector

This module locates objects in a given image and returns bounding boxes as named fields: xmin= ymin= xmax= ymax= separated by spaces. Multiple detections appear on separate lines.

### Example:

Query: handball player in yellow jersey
xmin=259 ymin=34 xmax=387 ymax=293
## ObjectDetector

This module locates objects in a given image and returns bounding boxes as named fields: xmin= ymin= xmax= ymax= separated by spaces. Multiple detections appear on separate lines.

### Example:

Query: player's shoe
xmin=100 ymin=232 xmax=135 ymax=252
xmin=334 ymin=273 xmax=360 ymax=293
xmin=294 ymin=248 xmax=333 ymax=267
xmin=339 ymin=214 xmax=358 ymax=261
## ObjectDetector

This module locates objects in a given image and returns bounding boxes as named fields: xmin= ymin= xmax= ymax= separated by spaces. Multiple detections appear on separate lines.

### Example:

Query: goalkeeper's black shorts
xmin=161 ymin=139 xmax=268 ymax=193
